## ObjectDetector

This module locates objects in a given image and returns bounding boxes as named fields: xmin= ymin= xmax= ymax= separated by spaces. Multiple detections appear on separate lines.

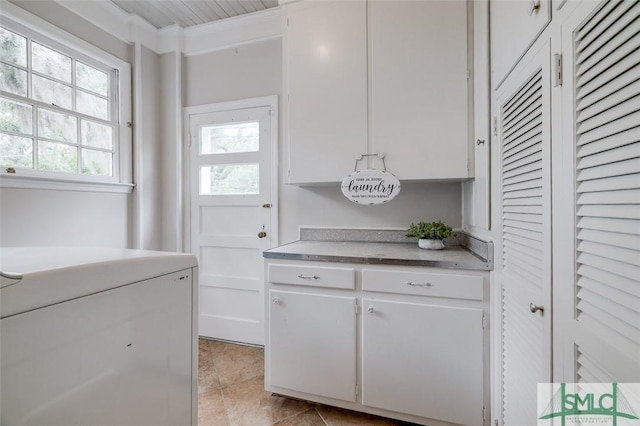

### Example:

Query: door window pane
xmin=81 ymin=148 xmax=112 ymax=176
xmin=77 ymin=90 xmax=108 ymax=120
xmin=32 ymin=42 xmax=71 ymax=83
xmin=0 ymin=134 xmax=32 ymax=168
xmin=0 ymin=27 xmax=27 ymax=67
xmin=0 ymin=63 xmax=27 ymax=97
xmin=76 ymin=62 xmax=108 ymax=96
xmin=33 ymin=74 xmax=72 ymax=110
xmin=37 ymin=140 xmax=77 ymax=173
xmin=201 ymin=121 xmax=259 ymax=154
xmin=200 ymin=163 xmax=259 ymax=195
xmin=38 ymin=108 xmax=77 ymax=143
xmin=0 ymin=97 xmax=32 ymax=135
xmin=81 ymin=120 xmax=112 ymax=149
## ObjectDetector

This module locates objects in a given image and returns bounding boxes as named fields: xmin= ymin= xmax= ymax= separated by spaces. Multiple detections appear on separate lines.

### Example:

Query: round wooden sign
xmin=341 ymin=169 xmax=401 ymax=205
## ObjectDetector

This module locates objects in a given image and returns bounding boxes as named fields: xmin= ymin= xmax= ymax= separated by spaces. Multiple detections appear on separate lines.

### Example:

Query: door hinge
xmin=482 ymin=313 xmax=486 ymax=329
xmin=355 ymin=384 xmax=359 ymax=396
xmin=554 ymin=53 xmax=563 ymax=87
xmin=483 ymin=406 xmax=486 ymax=421
xmin=355 ymin=301 xmax=359 ymax=315
xmin=492 ymin=116 xmax=498 ymax=137
xmin=188 ymin=131 xmax=192 ymax=147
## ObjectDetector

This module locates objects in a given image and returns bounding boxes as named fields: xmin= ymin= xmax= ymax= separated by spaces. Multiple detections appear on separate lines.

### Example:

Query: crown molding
xmin=51 ymin=0 xmax=282 ymax=56
xmin=53 ymin=0 xmax=158 ymax=51
xmin=181 ymin=7 xmax=282 ymax=56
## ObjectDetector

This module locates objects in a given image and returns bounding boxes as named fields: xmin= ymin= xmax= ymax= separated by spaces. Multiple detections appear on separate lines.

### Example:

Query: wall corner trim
xmin=51 ymin=0 xmax=283 ymax=55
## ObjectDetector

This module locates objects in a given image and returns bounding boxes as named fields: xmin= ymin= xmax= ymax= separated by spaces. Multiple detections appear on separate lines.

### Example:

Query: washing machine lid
xmin=0 ymin=247 xmax=198 ymax=318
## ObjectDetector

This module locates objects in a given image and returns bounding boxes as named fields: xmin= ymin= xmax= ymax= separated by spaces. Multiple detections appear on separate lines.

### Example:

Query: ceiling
xmin=110 ymin=0 xmax=280 ymax=29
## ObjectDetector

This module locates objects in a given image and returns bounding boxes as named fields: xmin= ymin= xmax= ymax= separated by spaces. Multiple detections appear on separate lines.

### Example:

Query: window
xmin=0 ymin=15 xmax=131 ymax=191
xmin=198 ymin=121 xmax=261 ymax=195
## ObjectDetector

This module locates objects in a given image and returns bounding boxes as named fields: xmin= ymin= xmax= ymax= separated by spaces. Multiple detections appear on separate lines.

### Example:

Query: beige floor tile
xmin=210 ymin=341 xmax=264 ymax=388
xmin=198 ymin=389 xmax=228 ymax=426
xmin=316 ymin=405 xmax=406 ymax=426
xmin=222 ymin=376 xmax=315 ymax=426
xmin=199 ymin=339 xmax=221 ymax=393
xmin=273 ymin=408 xmax=327 ymax=426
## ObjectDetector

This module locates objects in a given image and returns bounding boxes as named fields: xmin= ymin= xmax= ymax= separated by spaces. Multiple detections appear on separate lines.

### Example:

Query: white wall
xmin=0 ymin=188 xmax=129 ymax=247
xmin=137 ymin=45 xmax=163 ymax=250
xmin=159 ymin=51 xmax=183 ymax=252
xmin=184 ymin=39 xmax=462 ymax=244
xmin=0 ymin=1 xmax=134 ymax=248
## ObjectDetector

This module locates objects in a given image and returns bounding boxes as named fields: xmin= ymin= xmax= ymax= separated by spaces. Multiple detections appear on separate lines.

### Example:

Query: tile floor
xmin=198 ymin=338 xmax=417 ymax=426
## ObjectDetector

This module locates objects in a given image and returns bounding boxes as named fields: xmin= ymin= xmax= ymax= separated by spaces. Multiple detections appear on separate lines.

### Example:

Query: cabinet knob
xmin=528 ymin=0 xmax=541 ymax=15
xmin=367 ymin=307 xmax=375 ymax=314
xmin=258 ymin=231 xmax=267 ymax=238
xmin=529 ymin=302 xmax=544 ymax=314
xmin=272 ymin=297 xmax=280 ymax=305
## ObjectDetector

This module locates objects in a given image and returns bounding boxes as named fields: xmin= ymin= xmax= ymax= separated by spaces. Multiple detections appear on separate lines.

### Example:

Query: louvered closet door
xmin=496 ymin=41 xmax=552 ymax=425
xmin=555 ymin=0 xmax=640 ymax=383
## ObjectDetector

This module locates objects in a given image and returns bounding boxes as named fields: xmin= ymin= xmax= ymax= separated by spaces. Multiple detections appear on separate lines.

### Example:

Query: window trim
xmin=0 ymin=4 xmax=133 ymax=193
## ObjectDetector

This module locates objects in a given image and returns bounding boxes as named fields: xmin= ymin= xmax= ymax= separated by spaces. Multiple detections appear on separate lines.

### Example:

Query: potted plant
xmin=406 ymin=221 xmax=453 ymax=250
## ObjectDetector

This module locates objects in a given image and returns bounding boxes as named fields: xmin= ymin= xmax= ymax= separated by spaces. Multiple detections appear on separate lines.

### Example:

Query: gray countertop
xmin=263 ymin=240 xmax=492 ymax=271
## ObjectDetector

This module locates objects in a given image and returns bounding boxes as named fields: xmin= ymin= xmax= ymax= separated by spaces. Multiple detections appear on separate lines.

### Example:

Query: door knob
xmin=258 ymin=231 xmax=267 ymax=238
xmin=529 ymin=303 xmax=544 ymax=314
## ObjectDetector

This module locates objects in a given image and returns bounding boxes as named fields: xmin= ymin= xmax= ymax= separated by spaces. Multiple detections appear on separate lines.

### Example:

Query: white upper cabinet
xmin=369 ymin=0 xmax=471 ymax=181
xmin=283 ymin=0 xmax=368 ymax=184
xmin=283 ymin=0 xmax=472 ymax=184
xmin=491 ymin=0 xmax=552 ymax=88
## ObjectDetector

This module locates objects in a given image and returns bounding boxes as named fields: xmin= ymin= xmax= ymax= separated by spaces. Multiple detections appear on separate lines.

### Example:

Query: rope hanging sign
xmin=341 ymin=153 xmax=401 ymax=205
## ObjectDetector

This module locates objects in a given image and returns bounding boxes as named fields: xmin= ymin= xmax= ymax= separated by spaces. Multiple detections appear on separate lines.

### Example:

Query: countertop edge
xmin=262 ymin=249 xmax=492 ymax=271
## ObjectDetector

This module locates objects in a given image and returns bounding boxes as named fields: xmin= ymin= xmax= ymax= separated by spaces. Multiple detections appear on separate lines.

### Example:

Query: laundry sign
xmin=341 ymin=169 xmax=401 ymax=205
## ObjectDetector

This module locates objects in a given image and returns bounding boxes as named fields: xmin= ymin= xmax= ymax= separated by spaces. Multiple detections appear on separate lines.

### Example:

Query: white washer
xmin=0 ymin=247 xmax=198 ymax=426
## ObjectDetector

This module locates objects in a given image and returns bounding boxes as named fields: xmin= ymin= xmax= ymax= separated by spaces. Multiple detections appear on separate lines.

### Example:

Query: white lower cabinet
xmin=265 ymin=260 xmax=489 ymax=425
xmin=268 ymin=290 xmax=357 ymax=402
xmin=362 ymin=299 xmax=484 ymax=426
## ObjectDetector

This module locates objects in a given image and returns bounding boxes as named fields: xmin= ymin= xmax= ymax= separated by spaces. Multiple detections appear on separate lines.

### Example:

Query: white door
xmin=495 ymin=40 xmax=552 ymax=424
xmin=554 ymin=0 xmax=640 ymax=383
xmin=188 ymin=99 xmax=277 ymax=346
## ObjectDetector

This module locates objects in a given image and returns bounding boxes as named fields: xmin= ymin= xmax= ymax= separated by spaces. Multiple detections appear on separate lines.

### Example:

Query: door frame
xmin=182 ymin=95 xmax=279 ymax=259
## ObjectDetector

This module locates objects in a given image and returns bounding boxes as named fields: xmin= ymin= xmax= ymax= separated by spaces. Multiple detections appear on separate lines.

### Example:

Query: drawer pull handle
xmin=272 ymin=297 xmax=280 ymax=305
xmin=367 ymin=307 xmax=375 ymax=314
xmin=406 ymin=281 xmax=433 ymax=287
xmin=298 ymin=274 xmax=320 ymax=280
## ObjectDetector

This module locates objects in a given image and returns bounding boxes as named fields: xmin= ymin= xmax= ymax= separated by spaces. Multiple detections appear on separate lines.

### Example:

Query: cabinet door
xmin=362 ymin=298 xmax=484 ymax=426
xmin=369 ymin=0 xmax=470 ymax=181
xmin=268 ymin=290 xmax=357 ymax=402
xmin=554 ymin=0 xmax=640 ymax=383
xmin=491 ymin=0 xmax=551 ymax=88
xmin=284 ymin=1 xmax=367 ymax=184
xmin=465 ymin=0 xmax=491 ymax=229
xmin=495 ymin=39 xmax=552 ymax=425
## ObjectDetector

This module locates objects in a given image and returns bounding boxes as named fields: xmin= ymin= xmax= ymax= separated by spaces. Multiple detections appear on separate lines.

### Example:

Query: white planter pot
xmin=418 ymin=239 xmax=445 ymax=250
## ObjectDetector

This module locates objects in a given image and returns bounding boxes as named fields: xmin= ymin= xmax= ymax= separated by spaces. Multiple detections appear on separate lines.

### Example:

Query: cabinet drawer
xmin=362 ymin=269 xmax=483 ymax=301
xmin=268 ymin=264 xmax=355 ymax=289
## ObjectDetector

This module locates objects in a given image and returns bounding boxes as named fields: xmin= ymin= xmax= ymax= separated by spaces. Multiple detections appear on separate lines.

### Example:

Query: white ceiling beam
xmin=50 ymin=0 xmax=282 ymax=56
